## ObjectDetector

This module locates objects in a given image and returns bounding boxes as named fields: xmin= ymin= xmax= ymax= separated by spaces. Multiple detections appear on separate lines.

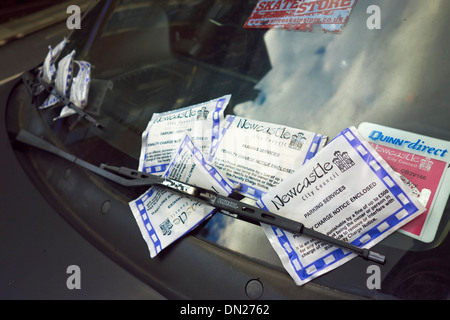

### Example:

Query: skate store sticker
xmin=139 ymin=95 xmax=230 ymax=175
xmin=209 ymin=115 xmax=327 ymax=199
xmin=130 ymin=134 xmax=235 ymax=258
xmin=244 ymin=0 xmax=358 ymax=32
xmin=256 ymin=127 xmax=426 ymax=286
xmin=358 ymin=122 xmax=450 ymax=243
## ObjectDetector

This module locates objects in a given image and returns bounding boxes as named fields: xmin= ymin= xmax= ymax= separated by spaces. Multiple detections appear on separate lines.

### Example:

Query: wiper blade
xmin=15 ymin=129 xmax=386 ymax=265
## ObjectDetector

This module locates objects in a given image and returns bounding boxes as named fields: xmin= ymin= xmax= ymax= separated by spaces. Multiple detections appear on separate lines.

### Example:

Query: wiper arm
xmin=15 ymin=129 xmax=386 ymax=265
xmin=15 ymin=129 xmax=158 ymax=187
xmin=38 ymin=77 xmax=104 ymax=129
xmin=21 ymin=71 xmax=104 ymax=129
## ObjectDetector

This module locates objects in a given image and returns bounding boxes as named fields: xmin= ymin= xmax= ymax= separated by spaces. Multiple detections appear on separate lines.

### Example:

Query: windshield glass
xmin=36 ymin=0 xmax=450 ymax=299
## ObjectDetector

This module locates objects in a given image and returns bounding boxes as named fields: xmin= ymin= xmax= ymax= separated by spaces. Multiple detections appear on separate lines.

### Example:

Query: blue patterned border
xmin=134 ymin=189 xmax=162 ymax=255
xmin=142 ymin=95 xmax=230 ymax=174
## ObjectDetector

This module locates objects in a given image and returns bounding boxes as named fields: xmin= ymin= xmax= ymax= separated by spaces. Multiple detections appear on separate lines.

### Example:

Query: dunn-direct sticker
xmin=358 ymin=122 xmax=450 ymax=243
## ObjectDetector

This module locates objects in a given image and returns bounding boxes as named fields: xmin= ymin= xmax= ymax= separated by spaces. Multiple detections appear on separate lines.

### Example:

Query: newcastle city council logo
xmin=332 ymin=150 xmax=355 ymax=173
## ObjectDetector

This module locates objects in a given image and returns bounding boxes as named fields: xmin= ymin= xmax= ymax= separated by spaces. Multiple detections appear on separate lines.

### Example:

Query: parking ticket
xmin=358 ymin=122 xmax=450 ymax=243
xmin=256 ymin=127 xmax=426 ymax=286
xmin=209 ymin=115 xmax=327 ymax=199
xmin=40 ymin=50 xmax=75 ymax=110
xmin=130 ymin=134 xmax=234 ymax=258
xmin=42 ymin=38 xmax=68 ymax=84
xmin=139 ymin=95 xmax=230 ymax=175
xmin=56 ymin=60 xmax=91 ymax=120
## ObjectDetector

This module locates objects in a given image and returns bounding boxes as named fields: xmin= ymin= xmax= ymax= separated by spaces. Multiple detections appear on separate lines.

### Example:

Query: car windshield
xmin=33 ymin=0 xmax=450 ymax=299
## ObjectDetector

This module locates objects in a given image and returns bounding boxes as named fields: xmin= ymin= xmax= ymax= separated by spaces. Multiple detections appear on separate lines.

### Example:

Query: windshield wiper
xmin=39 ymin=75 xmax=104 ymax=129
xmin=15 ymin=129 xmax=386 ymax=265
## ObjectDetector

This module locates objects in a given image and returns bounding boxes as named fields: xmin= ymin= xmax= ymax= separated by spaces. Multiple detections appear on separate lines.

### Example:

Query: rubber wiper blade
xmin=15 ymin=129 xmax=386 ymax=265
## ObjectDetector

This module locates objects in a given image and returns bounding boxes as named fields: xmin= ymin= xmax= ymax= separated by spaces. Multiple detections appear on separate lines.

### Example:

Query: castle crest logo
xmin=332 ymin=150 xmax=355 ymax=173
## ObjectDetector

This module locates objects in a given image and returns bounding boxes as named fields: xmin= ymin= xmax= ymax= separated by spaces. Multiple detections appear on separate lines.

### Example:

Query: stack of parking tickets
xmin=130 ymin=134 xmax=235 ymax=258
xmin=256 ymin=127 xmax=426 ymax=286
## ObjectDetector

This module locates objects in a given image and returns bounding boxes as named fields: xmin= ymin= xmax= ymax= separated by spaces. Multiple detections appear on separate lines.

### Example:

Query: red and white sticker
xmin=244 ymin=0 xmax=358 ymax=32
xmin=358 ymin=122 xmax=450 ymax=243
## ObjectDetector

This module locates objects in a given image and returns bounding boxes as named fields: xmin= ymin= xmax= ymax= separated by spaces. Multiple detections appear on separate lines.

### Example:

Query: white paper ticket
xmin=130 ymin=134 xmax=234 ymax=258
xmin=139 ymin=95 xmax=230 ymax=175
xmin=209 ymin=115 xmax=327 ymax=199
xmin=257 ymin=127 xmax=426 ymax=286
xmin=42 ymin=38 xmax=68 ymax=84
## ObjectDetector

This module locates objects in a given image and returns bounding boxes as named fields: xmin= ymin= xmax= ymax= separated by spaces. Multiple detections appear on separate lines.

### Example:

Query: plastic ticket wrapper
xmin=54 ymin=50 xmax=75 ymax=97
xmin=256 ymin=127 xmax=426 ymax=286
xmin=208 ymin=115 xmax=327 ymax=199
xmin=55 ymin=60 xmax=92 ymax=120
xmin=130 ymin=134 xmax=235 ymax=258
xmin=40 ymin=50 xmax=75 ymax=110
xmin=358 ymin=122 xmax=450 ymax=243
xmin=41 ymin=38 xmax=68 ymax=85
xmin=139 ymin=95 xmax=231 ymax=175
xmin=34 ymin=38 xmax=101 ymax=127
